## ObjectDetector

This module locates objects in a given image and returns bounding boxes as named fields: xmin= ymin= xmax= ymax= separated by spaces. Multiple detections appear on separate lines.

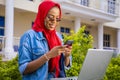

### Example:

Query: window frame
xmin=80 ymin=0 xmax=89 ymax=6
xmin=0 ymin=16 xmax=5 ymax=36
xmin=108 ymin=0 xmax=116 ymax=14
xmin=103 ymin=34 xmax=111 ymax=47
xmin=60 ymin=27 xmax=70 ymax=34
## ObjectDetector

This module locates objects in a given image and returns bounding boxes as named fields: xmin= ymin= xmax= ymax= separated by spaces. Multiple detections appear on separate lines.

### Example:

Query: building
xmin=0 ymin=0 xmax=120 ymax=60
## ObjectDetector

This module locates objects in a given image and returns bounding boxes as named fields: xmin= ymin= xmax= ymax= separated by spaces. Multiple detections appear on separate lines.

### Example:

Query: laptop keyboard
xmin=50 ymin=77 xmax=78 ymax=80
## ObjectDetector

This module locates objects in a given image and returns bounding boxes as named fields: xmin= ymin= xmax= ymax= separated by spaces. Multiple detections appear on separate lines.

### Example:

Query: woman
xmin=18 ymin=0 xmax=72 ymax=80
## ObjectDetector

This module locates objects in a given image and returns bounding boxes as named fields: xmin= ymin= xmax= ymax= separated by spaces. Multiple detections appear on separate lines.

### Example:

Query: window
xmin=60 ymin=27 xmax=65 ymax=33
xmin=83 ymin=30 xmax=90 ymax=38
xmin=80 ymin=0 xmax=89 ymax=6
xmin=103 ymin=34 xmax=110 ymax=47
xmin=32 ymin=22 xmax=34 ymax=27
xmin=108 ymin=0 xmax=116 ymax=14
xmin=65 ymin=28 xmax=70 ymax=33
xmin=60 ymin=27 xmax=70 ymax=34
xmin=84 ymin=30 xmax=90 ymax=35
xmin=0 ymin=16 xmax=5 ymax=36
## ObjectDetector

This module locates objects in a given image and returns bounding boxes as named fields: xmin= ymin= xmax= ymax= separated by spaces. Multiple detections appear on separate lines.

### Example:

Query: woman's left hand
xmin=64 ymin=45 xmax=72 ymax=66
xmin=64 ymin=45 xmax=72 ymax=58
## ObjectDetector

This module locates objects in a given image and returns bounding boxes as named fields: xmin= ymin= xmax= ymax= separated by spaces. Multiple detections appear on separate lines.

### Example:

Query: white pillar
xmin=98 ymin=23 xmax=103 ymax=49
xmin=100 ymin=0 xmax=107 ymax=11
xmin=74 ymin=0 xmax=80 ymax=3
xmin=74 ymin=17 xmax=81 ymax=33
xmin=4 ymin=0 xmax=15 ymax=60
xmin=117 ymin=29 xmax=120 ymax=54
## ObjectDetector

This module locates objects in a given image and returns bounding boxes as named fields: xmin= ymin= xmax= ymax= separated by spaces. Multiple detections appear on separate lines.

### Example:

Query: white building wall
xmin=0 ymin=6 xmax=5 ymax=16
xmin=14 ymin=11 xmax=36 ymax=37
xmin=89 ymin=0 xmax=100 ymax=9
xmin=87 ymin=26 xmax=98 ymax=48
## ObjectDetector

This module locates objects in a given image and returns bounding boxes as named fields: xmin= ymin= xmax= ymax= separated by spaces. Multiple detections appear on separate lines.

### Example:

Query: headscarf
xmin=32 ymin=0 xmax=62 ymax=77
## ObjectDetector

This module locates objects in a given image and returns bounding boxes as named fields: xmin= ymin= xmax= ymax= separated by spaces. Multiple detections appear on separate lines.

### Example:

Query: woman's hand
xmin=64 ymin=45 xmax=72 ymax=58
xmin=64 ymin=45 xmax=72 ymax=66
xmin=46 ymin=45 xmax=66 ymax=59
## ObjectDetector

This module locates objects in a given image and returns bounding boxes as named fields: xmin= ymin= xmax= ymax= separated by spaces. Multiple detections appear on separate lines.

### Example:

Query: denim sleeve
xmin=18 ymin=33 xmax=32 ymax=74
xmin=19 ymin=62 xmax=28 ymax=74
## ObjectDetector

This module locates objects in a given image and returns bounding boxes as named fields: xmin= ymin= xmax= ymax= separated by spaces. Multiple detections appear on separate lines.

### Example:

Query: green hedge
xmin=104 ymin=55 xmax=120 ymax=80
xmin=63 ymin=26 xmax=93 ymax=76
xmin=0 ymin=56 xmax=22 ymax=80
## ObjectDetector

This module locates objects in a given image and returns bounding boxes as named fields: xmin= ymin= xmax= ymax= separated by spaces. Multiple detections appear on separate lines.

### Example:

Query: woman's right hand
xmin=46 ymin=45 xmax=66 ymax=59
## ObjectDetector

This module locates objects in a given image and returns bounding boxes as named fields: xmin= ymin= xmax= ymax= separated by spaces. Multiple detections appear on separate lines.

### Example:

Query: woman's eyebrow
xmin=48 ymin=14 xmax=59 ymax=17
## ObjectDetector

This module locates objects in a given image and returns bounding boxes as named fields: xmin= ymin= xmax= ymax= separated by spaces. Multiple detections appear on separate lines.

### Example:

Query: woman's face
xmin=44 ymin=7 xmax=61 ymax=30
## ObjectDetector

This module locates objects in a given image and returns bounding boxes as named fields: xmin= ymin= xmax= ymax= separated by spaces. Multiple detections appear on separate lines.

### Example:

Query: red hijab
xmin=32 ymin=0 xmax=62 ymax=77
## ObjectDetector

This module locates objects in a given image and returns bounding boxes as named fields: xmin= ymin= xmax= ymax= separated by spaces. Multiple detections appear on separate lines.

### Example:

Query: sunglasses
xmin=47 ymin=14 xmax=61 ymax=22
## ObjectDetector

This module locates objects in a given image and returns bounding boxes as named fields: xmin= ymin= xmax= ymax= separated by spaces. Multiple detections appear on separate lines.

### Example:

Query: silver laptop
xmin=51 ymin=49 xmax=113 ymax=80
xmin=78 ymin=49 xmax=113 ymax=80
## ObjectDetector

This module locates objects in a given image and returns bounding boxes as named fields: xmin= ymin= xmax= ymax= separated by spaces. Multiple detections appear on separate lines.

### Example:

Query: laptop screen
xmin=78 ymin=49 xmax=113 ymax=80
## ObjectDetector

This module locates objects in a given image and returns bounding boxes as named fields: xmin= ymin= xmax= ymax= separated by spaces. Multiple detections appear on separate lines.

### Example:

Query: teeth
xmin=50 ymin=24 xmax=55 ymax=27
xmin=51 ymin=25 xmax=55 ymax=28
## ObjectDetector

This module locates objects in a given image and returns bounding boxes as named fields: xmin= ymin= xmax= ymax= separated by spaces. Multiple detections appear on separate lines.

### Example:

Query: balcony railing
xmin=0 ymin=36 xmax=5 ymax=52
xmin=0 ymin=36 xmax=20 ymax=54
xmin=69 ymin=0 xmax=119 ymax=16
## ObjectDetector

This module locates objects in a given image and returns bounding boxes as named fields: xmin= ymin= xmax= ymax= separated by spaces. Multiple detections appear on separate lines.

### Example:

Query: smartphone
xmin=64 ymin=40 xmax=74 ymax=46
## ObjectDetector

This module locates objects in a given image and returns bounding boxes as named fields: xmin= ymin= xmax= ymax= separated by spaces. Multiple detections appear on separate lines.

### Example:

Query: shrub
xmin=63 ymin=26 xmax=93 ymax=76
xmin=104 ymin=55 xmax=120 ymax=80
xmin=0 ymin=56 xmax=22 ymax=80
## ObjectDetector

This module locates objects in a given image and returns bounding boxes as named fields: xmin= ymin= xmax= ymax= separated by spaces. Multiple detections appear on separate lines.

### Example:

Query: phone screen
xmin=64 ymin=40 xmax=73 ymax=46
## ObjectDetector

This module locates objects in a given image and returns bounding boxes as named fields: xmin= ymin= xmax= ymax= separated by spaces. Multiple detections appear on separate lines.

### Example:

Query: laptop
xmin=50 ymin=49 xmax=113 ymax=80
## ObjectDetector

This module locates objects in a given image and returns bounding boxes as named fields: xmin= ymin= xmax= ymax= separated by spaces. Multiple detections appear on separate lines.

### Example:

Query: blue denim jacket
xmin=18 ymin=29 xmax=72 ymax=80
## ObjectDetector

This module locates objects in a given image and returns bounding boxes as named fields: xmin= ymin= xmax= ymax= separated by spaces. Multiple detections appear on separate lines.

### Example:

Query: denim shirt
xmin=18 ymin=29 xmax=72 ymax=80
